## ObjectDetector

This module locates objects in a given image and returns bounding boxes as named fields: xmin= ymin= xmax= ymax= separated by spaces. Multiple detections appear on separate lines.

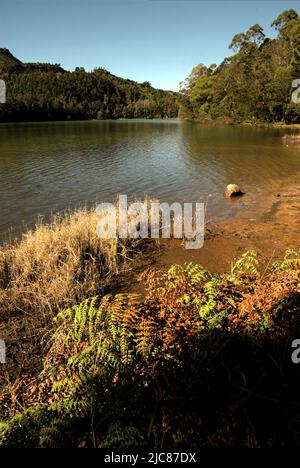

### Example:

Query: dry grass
xmin=0 ymin=204 xmax=155 ymax=375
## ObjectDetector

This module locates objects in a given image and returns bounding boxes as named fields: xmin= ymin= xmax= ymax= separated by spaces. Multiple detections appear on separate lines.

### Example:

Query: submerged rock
xmin=225 ymin=184 xmax=244 ymax=197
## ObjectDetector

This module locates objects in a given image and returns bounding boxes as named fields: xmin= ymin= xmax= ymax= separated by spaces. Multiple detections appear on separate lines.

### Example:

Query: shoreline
xmin=121 ymin=176 xmax=300 ymax=298
xmin=154 ymin=177 xmax=300 ymax=274
xmin=0 ymin=117 xmax=300 ymax=129
xmin=1 ymin=174 xmax=300 ymax=270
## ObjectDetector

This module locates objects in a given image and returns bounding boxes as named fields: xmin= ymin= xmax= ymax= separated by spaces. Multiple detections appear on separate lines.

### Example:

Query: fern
xmin=271 ymin=249 xmax=300 ymax=273
xmin=99 ymin=422 xmax=145 ymax=448
xmin=135 ymin=317 xmax=157 ymax=358
xmin=168 ymin=262 xmax=213 ymax=285
xmin=2 ymin=249 xmax=299 ymax=448
xmin=231 ymin=250 xmax=260 ymax=277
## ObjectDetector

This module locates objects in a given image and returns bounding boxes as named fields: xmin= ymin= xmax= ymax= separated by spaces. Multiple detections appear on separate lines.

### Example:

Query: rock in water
xmin=225 ymin=184 xmax=244 ymax=197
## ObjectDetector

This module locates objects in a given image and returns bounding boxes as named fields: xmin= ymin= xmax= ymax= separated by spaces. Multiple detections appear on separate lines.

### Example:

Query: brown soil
xmin=163 ymin=186 xmax=300 ymax=269
xmin=130 ymin=180 xmax=300 ymax=294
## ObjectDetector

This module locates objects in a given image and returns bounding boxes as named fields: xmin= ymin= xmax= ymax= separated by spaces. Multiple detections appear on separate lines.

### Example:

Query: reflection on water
xmin=0 ymin=120 xmax=299 ymax=239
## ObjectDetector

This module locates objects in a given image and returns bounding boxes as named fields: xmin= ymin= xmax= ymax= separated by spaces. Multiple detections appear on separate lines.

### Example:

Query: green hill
xmin=0 ymin=48 xmax=22 ymax=69
xmin=0 ymin=49 xmax=178 ymax=122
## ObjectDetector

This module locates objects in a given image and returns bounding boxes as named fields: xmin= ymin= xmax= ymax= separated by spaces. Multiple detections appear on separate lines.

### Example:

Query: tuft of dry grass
xmin=0 ymin=204 xmax=155 ymax=375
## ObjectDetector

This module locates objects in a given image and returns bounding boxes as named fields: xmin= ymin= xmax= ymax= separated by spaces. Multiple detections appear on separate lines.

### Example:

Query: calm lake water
xmin=0 ymin=120 xmax=299 ymax=239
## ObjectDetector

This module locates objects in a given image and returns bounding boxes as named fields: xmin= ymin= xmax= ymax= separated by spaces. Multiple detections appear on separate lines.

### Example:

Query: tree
xmin=0 ymin=62 xmax=178 ymax=122
xmin=181 ymin=9 xmax=300 ymax=124
xmin=246 ymin=24 xmax=265 ymax=46
xmin=229 ymin=24 xmax=265 ymax=52
xmin=179 ymin=64 xmax=208 ymax=94
xmin=229 ymin=32 xmax=248 ymax=52
xmin=271 ymin=9 xmax=298 ymax=31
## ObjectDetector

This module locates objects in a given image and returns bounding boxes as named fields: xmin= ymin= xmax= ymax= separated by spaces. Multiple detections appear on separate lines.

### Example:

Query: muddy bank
xmin=125 ymin=177 xmax=300 ymax=295
xmin=156 ymin=183 xmax=300 ymax=275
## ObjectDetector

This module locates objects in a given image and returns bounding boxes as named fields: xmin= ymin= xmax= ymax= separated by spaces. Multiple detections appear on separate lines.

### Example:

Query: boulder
xmin=225 ymin=184 xmax=244 ymax=197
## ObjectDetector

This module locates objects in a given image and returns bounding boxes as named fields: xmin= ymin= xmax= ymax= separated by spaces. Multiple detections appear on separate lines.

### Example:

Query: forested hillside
xmin=0 ymin=50 xmax=178 ymax=121
xmin=179 ymin=9 xmax=300 ymax=124
xmin=0 ymin=48 xmax=22 ymax=69
xmin=1 ymin=8 xmax=300 ymax=124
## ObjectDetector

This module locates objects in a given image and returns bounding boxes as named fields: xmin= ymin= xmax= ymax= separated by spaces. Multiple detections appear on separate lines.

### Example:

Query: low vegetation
xmin=0 ymin=249 xmax=299 ymax=447
xmin=0 ymin=206 xmax=155 ymax=377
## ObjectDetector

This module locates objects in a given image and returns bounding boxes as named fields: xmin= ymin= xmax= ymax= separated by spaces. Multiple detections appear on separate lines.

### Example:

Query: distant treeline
xmin=0 ymin=56 xmax=179 ymax=122
xmin=179 ymin=9 xmax=300 ymax=124
xmin=1 ymin=8 xmax=299 ymax=124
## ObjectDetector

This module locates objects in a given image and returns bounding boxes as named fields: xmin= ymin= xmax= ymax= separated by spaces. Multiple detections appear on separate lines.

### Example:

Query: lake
xmin=0 ymin=120 xmax=299 ymax=240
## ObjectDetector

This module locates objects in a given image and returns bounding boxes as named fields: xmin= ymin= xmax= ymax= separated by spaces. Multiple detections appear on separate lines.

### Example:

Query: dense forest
xmin=0 ymin=49 xmax=178 ymax=121
xmin=0 ymin=8 xmax=300 ymax=124
xmin=179 ymin=9 xmax=300 ymax=124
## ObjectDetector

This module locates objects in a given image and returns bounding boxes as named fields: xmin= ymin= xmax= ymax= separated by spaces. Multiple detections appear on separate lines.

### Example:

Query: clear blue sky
xmin=1 ymin=0 xmax=299 ymax=91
